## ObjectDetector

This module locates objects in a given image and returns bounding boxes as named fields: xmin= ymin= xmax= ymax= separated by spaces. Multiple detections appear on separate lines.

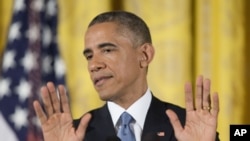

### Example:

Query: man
xmin=33 ymin=11 xmax=220 ymax=141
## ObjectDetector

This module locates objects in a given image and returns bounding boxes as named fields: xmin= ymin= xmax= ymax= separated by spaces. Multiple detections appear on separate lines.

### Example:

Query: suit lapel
xmin=85 ymin=104 xmax=117 ymax=141
xmin=83 ymin=95 xmax=180 ymax=141
xmin=142 ymin=96 xmax=175 ymax=141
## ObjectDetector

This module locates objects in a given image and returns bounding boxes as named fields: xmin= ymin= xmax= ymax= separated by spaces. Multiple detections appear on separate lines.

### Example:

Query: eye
xmin=85 ymin=54 xmax=93 ymax=60
xmin=104 ymin=48 xmax=112 ymax=53
xmin=101 ymin=47 xmax=114 ymax=54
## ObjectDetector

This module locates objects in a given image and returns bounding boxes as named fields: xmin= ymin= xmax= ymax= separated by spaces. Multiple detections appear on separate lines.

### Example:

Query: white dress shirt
xmin=107 ymin=88 xmax=152 ymax=141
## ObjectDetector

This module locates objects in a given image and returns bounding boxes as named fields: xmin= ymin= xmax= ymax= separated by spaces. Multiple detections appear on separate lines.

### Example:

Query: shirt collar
xmin=107 ymin=88 xmax=152 ymax=129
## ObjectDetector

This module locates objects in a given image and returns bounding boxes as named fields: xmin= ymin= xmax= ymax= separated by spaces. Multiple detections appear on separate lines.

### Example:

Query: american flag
xmin=0 ymin=0 xmax=66 ymax=140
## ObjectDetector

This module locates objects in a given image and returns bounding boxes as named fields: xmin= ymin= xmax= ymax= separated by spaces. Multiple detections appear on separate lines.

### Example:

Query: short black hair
xmin=88 ymin=11 xmax=152 ymax=46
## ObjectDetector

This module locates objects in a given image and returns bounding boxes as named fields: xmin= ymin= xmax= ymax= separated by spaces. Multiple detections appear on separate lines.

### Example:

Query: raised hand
xmin=166 ymin=76 xmax=219 ymax=141
xmin=33 ymin=82 xmax=91 ymax=141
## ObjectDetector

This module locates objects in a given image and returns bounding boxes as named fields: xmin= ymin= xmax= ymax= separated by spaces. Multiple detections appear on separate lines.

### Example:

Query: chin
xmin=96 ymin=87 xmax=117 ymax=101
xmin=98 ymin=93 xmax=113 ymax=101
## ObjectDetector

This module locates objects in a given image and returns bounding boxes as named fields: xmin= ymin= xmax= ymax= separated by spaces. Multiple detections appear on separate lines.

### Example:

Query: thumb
xmin=166 ymin=110 xmax=183 ymax=134
xmin=76 ymin=113 xmax=92 ymax=140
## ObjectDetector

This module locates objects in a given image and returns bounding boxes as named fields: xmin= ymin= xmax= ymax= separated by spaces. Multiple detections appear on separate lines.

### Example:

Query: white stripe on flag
xmin=0 ymin=112 xmax=18 ymax=141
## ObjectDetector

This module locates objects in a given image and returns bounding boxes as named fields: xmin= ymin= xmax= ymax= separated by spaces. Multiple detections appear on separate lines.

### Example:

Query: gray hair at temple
xmin=88 ymin=11 xmax=152 ymax=47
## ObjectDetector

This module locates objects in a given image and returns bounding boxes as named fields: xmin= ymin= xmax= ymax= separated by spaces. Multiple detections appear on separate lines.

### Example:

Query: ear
xmin=138 ymin=43 xmax=155 ymax=68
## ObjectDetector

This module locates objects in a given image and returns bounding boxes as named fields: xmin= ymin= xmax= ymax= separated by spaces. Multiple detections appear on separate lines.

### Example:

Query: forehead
xmin=84 ymin=23 xmax=118 ymax=48
xmin=85 ymin=22 xmax=119 ymax=37
xmin=84 ymin=22 xmax=133 ymax=47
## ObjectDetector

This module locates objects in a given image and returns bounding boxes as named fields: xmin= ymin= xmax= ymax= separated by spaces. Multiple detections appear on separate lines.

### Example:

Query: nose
xmin=88 ymin=55 xmax=106 ymax=72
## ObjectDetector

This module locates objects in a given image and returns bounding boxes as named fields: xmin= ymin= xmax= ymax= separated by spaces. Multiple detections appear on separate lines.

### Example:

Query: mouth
xmin=93 ymin=75 xmax=113 ymax=86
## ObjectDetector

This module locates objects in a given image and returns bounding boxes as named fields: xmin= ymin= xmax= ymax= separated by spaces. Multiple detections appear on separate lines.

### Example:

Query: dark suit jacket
xmin=73 ymin=95 xmax=220 ymax=141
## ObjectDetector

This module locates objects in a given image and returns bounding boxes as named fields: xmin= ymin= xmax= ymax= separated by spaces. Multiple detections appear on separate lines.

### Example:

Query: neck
xmin=114 ymin=86 xmax=148 ymax=109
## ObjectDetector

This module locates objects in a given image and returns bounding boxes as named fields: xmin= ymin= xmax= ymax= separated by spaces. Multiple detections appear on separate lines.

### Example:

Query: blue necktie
xmin=117 ymin=112 xmax=136 ymax=141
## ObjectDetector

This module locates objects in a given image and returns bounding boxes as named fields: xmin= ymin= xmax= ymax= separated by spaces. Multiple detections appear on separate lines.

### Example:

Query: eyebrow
xmin=83 ymin=42 xmax=117 ymax=56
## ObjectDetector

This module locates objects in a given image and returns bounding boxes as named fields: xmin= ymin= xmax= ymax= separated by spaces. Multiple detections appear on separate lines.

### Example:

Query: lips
xmin=93 ymin=75 xmax=113 ymax=86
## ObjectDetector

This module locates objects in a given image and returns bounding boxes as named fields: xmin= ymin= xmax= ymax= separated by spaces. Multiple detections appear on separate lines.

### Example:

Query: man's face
xmin=84 ymin=22 xmax=144 ymax=101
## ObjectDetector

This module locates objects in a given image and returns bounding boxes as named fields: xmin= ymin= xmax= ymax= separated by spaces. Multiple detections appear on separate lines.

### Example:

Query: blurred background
xmin=0 ymin=0 xmax=249 ymax=141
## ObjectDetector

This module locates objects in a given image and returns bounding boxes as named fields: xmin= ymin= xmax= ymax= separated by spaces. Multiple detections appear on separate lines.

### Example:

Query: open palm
xmin=33 ymin=82 xmax=91 ymax=141
xmin=166 ymin=76 xmax=219 ymax=141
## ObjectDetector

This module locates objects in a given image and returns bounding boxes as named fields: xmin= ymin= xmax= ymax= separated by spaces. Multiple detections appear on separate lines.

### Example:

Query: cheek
xmin=115 ymin=58 xmax=140 ymax=79
xmin=117 ymin=56 xmax=137 ymax=68
xmin=108 ymin=51 xmax=140 ymax=78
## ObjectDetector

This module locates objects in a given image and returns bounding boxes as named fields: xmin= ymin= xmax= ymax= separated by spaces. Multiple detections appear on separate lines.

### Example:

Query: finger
xmin=195 ymin=75 xmax=203 ymax=110
xmin=202 ymin=78 xmax=211 ymax=109
xmin=58 ymin=85 xmax=70 ymax=113
xmin=47 ymin=82 xmax=61 ymax=113
xmin=33 ymin=100 xmax=47 ymax=125
xmin=76 ymin=113 xmax=92 ymax=140
xmin=185 ymin=82 xmax=194 ymax=112
xmin=41 ymin=86 xmax=54 ymax=116
xmin=166 ymin=110 xmax=183 ymax=135
xmin=211 ymin=92 xmax=219 ymax=117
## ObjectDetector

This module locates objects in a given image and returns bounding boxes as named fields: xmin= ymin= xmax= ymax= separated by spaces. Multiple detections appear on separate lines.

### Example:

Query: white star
xmin=10 ymin=106 xmax=28 ymax=130
xmin=31 ymin=0 xmax=44 ymax=12
xmin=8 ymin=22 xmax=21 ymax=42
xmin=55 ymin=56 xmax=66 ymax=79
xmin=46 ymin=0 xmax=57 ymax=16
xmin=21 ymin=50 xmax=38 ymax=72
xmin=26 ymin=24 xmax=40 ymax=43
xmin=15 ymin=79 xmax=32 ymax=102
xmin=42 ymin=55 xmax=52 ymax=74
xmin=42 ymin=26 xmax=52 ymax=47
xmin=14 ymin=0 xmax=25 ymax=13
xmin=0 ymin=78 xmax=11 ymax=99
xmin=2 ymin=50 xmax=16 ymax=72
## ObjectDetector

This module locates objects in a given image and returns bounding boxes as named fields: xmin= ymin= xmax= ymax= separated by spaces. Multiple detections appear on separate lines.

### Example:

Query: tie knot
xmin=120 ymin=112 xmax=133 ymax=126
xmin=117 ymin=112 xmax=136 ymax=141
